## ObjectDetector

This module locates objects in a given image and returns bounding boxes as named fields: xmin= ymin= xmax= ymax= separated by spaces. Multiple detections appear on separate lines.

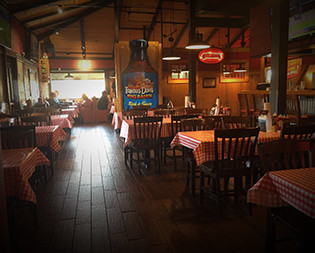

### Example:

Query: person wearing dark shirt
xmin=97 ymin=90 xmax=109 ymax=110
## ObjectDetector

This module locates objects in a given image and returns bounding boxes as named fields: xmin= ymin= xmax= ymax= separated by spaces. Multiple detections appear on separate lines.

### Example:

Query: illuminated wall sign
xmin=198 ymin=48 xmax=224 ymax=64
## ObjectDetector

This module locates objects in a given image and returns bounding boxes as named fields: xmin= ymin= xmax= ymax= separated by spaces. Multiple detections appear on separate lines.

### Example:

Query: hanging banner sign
xmin=198 ymin=48 xmax=224 ymax=64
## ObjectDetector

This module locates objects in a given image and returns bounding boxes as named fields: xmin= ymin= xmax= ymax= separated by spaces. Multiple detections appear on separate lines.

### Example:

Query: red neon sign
xmin=198 ymin=48 xmax=224 ymax=64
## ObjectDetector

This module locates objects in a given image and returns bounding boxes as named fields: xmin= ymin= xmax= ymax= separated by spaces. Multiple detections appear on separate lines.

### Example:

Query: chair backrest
xmin=214 ymin=127 xmax=260 ymax=172
xmin=184 ymin=108 xmax=208 ymax=115
xmin=202 ymin=115 xmax=224 ymax=129
xmin=174 ymin=107 xmax=186 ymax=115
xmin=33 ymin=107 xmax=61 ymax=115
xmin=280 ymin=125 xmax=315 ymax=139
xmin=153 ymin=109 xmax=176 ymax=118
xmin=0 ymin=117 xmax=10 ymax=127
xmin=238 ymin=93 xmax=250 ymax=117
xmin=181 ymin=118 xmax=213 ymax=131
xmin=133 ymin=116 xmax=163 ymax=145
xmin=221 ymin=116 xmax=252 ymax=129
xmin=252 ymin=94 xmax=266 ymax=116
xmin=258 ymin=139 xmax=311 ymax=174
xmin=122 ymin=110 xmax=147 ymax=120
xmin=155 ymin=104 xmax=168 ymax=109
xmin=20 ymin=115 xmax=51 ymax=126
xmin=286 ymin=94 xmax=301 ymax=124
xmin=170 ymin=114 xmax=198 ymax=137
xmin=130 ymin=105 xmax=150 ymax=111
xmin=1 ymin=125 xmax=36 ymax=149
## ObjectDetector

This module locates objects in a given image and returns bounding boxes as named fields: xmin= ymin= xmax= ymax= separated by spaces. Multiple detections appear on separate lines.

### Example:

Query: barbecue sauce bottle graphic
xmin=122 ymin=39 xmax=158 ymax=109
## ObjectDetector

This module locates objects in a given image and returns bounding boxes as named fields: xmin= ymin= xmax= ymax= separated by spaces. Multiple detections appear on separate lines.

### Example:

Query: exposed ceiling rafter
xmin=37 ymin=0 xmax=114 ymax=41
xmin=145 ymin=0 xmax=163 ymax=41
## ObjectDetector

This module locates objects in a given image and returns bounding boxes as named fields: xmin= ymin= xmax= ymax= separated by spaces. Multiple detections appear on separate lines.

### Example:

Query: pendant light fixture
xmin=64 ymin=73 xmax=74 ymax=79
xmin=162 ymin=2 xmax=181 ymax=61
xmin=185 ymin=32 xmax=210 ymax=50
xmin=234 ymin=63 xmax=247 ymax=73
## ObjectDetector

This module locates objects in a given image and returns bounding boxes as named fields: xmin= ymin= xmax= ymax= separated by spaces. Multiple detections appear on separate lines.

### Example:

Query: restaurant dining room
xmin=1 ymin=0 xmax=315 ymax=252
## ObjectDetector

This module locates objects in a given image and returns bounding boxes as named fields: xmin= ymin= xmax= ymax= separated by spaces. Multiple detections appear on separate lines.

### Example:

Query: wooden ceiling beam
xmin=173 ymin=21 xmax=188 ymax=48
xmin=230 ymin=26 xmax=248 ymax=47
xmin=30 ymin=0 xmax=105 ymax=31
xmin=11 ymin=0 xmax=59 ymax=14
xmin=36 ymin=0 xmax=113 ymax=40
xmin=205 ymin=28 xmax=218 ymax=43
xmin=21 ymin=0 xmax=101 ymax=24
xmin=195 ymin=17 xmax=249 ymax=28
xmin=145 ymin=0 xmax=163 ymax=41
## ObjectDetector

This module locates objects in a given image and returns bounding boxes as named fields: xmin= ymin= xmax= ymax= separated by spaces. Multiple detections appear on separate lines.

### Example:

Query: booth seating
xmin=79 ymin=97 xmax=112 ymax=123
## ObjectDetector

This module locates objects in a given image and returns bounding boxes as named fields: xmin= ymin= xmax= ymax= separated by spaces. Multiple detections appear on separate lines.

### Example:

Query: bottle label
xmin=122 ymin=72 xmax=158 ymax=109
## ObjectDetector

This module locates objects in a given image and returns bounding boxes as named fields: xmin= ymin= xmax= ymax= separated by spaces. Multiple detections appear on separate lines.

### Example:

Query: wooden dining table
xmin=170 ymin=130 xmax=280 ymax=166
xmin=119 ymin=117 xmax=172 ymax=145
xmin=2 ymin=147 xmax=50 ymax=203
xmin=247 ymin=167 xmax=315 ymax=218
xmin=36 ymin=125 xmax=67 ymax=152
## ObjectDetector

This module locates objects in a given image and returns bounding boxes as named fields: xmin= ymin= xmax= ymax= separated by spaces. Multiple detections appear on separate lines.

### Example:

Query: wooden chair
xmin=184 ymin=107 xmax=208 ymax=115
xmin=252 ymin=93 xmax=266 ymax=121
xmin=174 ymin=107 xmax=186 ymax=115
xmin=155 ymin=104 xmax=168 ymax=109
xmin=181 ymin=117 xmax=215 ymax=196
xmin=181 ymin=118 xmax=211 ymax=131
xmin=153 ymin=109 xmax=176 ymax=118
xmin=257 ymin=139 xmax=314 ymax=252
xmin=280 ymin=125 xmax=315 ymax=139
xmin=202 ymin=115 xmax=224 ymax=129
xmin=1 ymin=125 xmax=40 ymax=231
xmin=163 ymin=114 xmax=199 ymax=170
xmin=122 ymin=110 xmax=147 ymax=120
xmin=238 ymin=93 xmax=250 ymax=117
xmin=126 ymin=116 xmax=163 ymax=173
xmin=20 ymin=115 xmax=51 ymax=126
xmin=221 ymin=116 xmax=252 ymax=129
xmin=199 ymin=127 xmax=259 ymax=215
xmin=130 ymin=105 xmax=150 ymax=111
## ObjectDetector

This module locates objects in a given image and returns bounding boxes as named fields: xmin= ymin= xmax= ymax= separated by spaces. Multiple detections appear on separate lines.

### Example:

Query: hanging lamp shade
xmin=185 ymin=32 xmax=210 ymax=50
xmin=162 ymin=47 xmax=181 ymax=61
xmin=234 ymin=64 xmax=247 ymax=72
xmin=64 ymin=73 xmax=74 ymax=79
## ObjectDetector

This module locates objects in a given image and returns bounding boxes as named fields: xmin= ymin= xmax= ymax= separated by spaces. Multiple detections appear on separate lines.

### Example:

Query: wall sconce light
xmin=185 ymin=32 xmax=210 ymax=50
xmin=234 ymin=63 xmax=247 ymax=73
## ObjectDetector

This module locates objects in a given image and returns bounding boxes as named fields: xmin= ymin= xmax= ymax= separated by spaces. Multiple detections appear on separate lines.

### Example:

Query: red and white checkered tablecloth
xmin=51 ymin=114 xmax=74 ymax=129
xmin=3 ymin=148 xmax=50 ymax=203
xmin=61 ymin=108 xmax=78 ymax=118
xmin=247 ymin=168 xmax=315 ymax=218
xmin=120 ymin=117 xmax=172 ymax=146
xmin=36 ymin=125 xmax=67 ymax=152
xmin=170 ymin=130 xmax=280 ymax=166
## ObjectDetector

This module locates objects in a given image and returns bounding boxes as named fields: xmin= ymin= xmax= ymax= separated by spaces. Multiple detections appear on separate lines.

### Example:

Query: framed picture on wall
xmin=203 ymin=77 xmax=216 ymax=88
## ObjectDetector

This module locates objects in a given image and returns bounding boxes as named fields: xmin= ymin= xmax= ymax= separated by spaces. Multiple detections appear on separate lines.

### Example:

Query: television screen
xmin=0 ymin=4 xmax=11 ymax=48
xmin=289 ymin=8 xmax=315 ymax=40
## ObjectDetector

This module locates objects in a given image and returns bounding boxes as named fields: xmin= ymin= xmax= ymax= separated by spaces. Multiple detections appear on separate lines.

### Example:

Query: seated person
xmin=47 ymin=92 xmax=61 ymax=107
xmin=80 ymin=93 xmax=93 ymax=110
xmin=97 ymin=90 xmax=110 ymax=110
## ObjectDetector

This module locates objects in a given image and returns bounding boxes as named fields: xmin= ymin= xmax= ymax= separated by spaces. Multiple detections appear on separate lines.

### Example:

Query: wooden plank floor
xmin=12 ymin=123 xmax=299 ymax=253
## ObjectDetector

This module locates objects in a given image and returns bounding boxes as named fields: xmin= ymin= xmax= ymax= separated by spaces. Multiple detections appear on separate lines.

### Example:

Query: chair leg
xmin=173 ymin=148 xmax=177 ymax=171
xmin=124 ymin=147 xmax=128 ymax=167
xmin=265 ymin=208 xmax=276 ymax=253
xmin=200 ymin=171 xmax=205 ymax=203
